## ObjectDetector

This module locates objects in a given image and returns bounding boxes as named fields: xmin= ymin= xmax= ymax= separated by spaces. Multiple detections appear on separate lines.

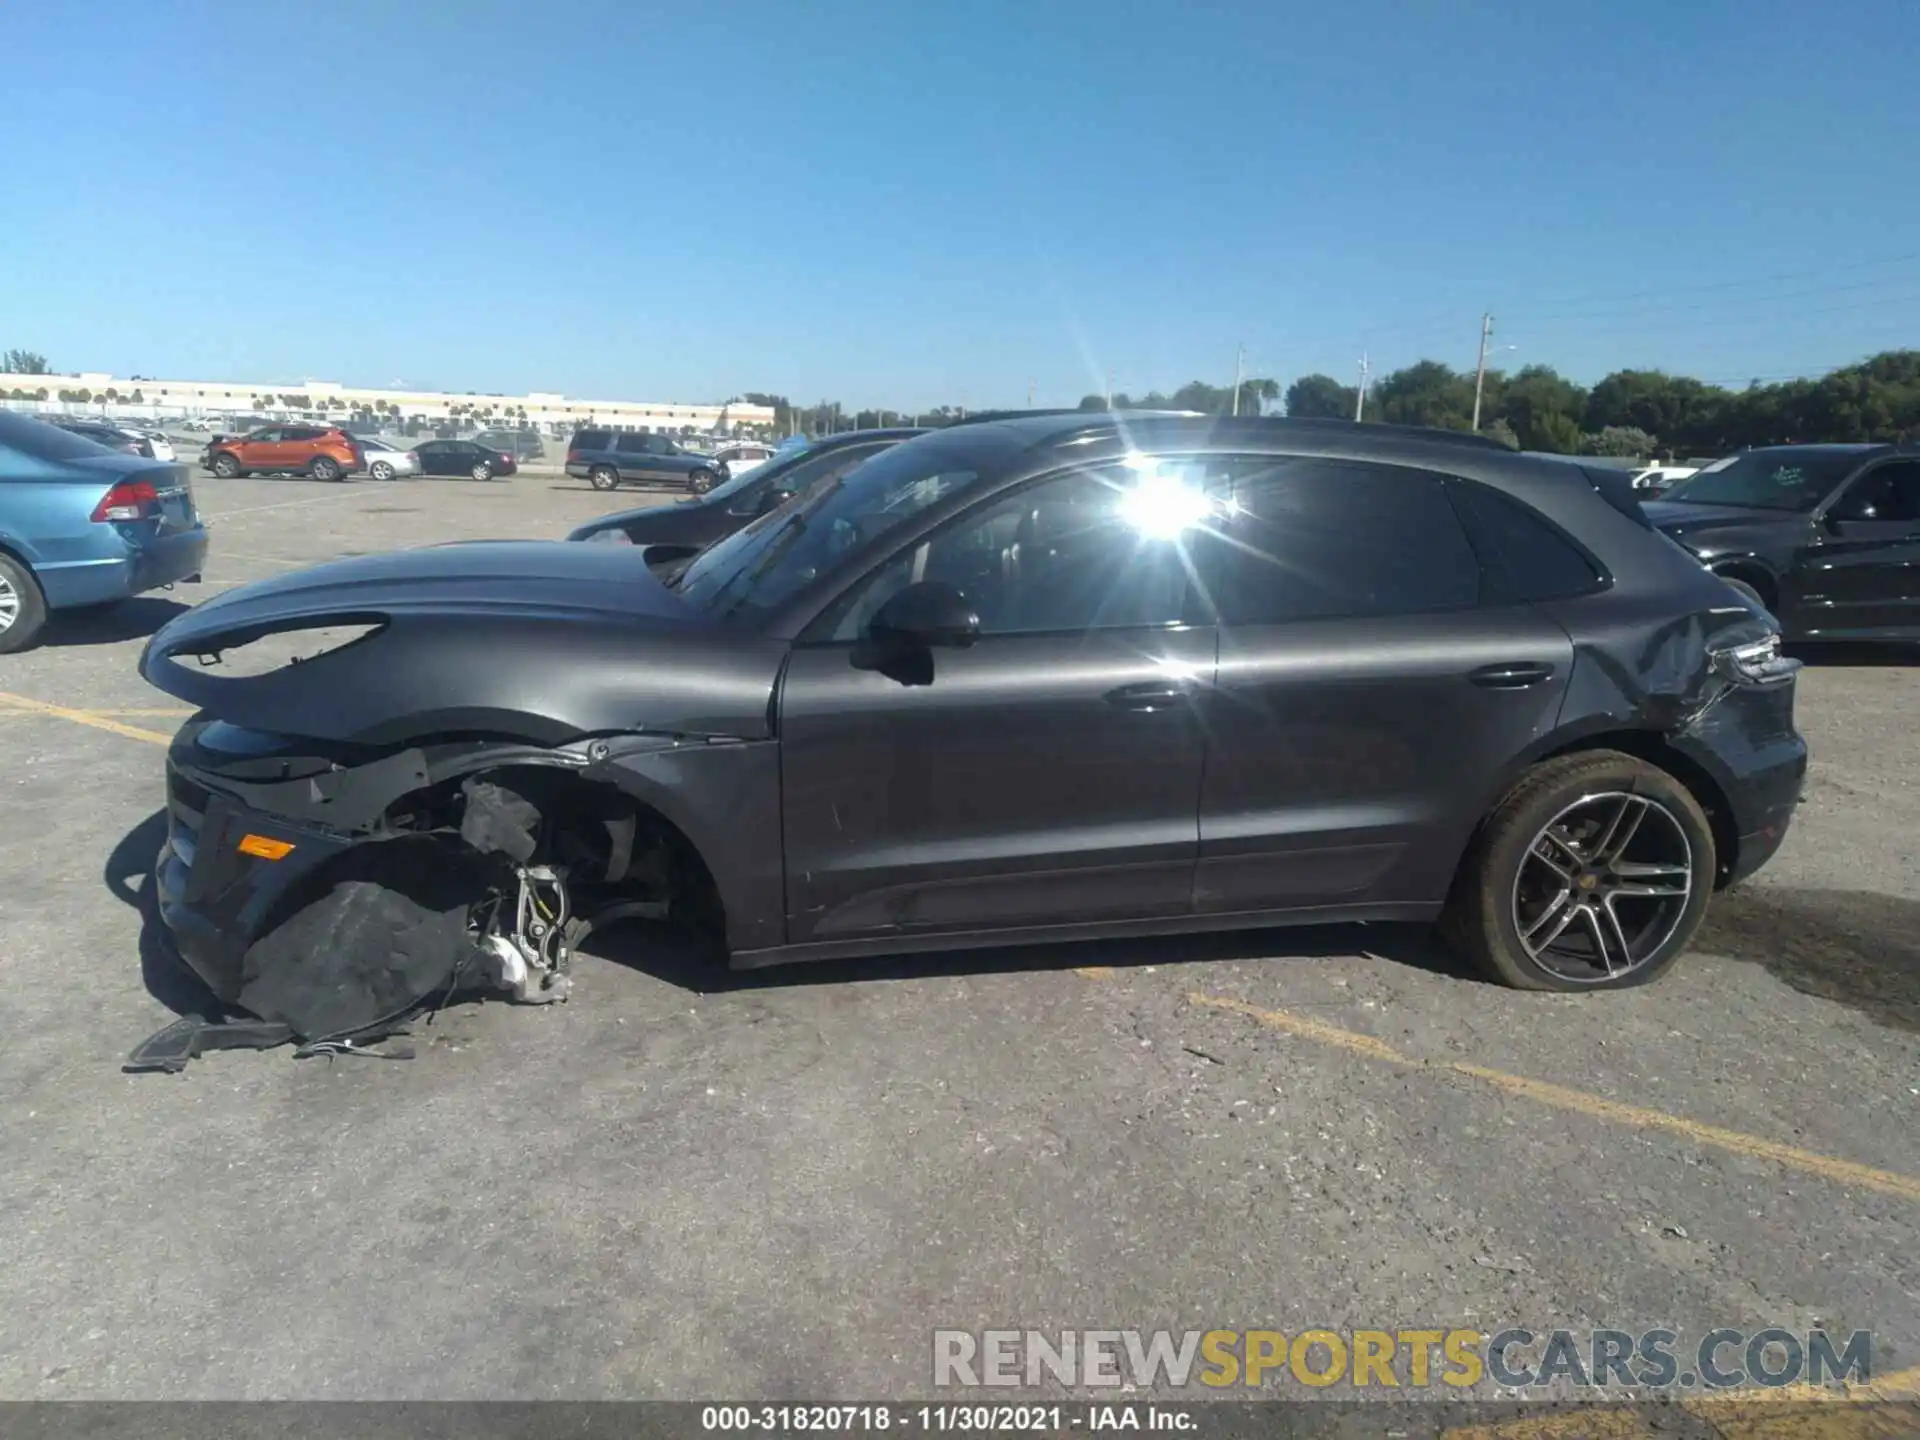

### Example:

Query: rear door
xmin=613 ymin=432 xmax=655 ymax=481
xmin=1186 ymin=457 xmax=1577 ymax=914
xmin=1809 ymin=458 xmax=1920 ymax=635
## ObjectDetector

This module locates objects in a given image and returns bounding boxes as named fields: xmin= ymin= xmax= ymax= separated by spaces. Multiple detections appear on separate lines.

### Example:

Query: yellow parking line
xmin=1443 ymin=1365 xmax=1920 ymax=1438
xmin=1188 ymin=993 xmax=1920 ymax=1203
xmin=0 ymin=692 xmax=175 ymax=745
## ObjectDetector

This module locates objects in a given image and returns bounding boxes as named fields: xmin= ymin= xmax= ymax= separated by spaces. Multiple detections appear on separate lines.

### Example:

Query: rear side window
xmin=572 ymin=429 xmax=612 ymax=450
xmin=1195 ymin=458 xmax=1480 ymax=624
xmin=615 ymin=433 xmax=653 ymax=454
xmin=1447 ymin=479 xmax=1605 ymax=603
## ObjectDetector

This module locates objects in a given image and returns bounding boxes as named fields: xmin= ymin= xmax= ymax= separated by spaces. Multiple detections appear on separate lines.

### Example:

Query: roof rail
xmin=1033 ymin=412 xmax=1515 ymax=452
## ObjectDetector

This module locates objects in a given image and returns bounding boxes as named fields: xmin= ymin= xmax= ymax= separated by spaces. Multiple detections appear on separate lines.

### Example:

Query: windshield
xmin=698 ymin=437 xmax=887 ymax=507
xmin=673 ymin=436 xmax=979 ymax=620
xmin=1660 ymin=451 xmax=1861 ymax=511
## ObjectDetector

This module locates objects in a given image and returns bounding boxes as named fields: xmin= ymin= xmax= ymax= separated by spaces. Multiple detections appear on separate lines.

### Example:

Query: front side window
xmin=1661 ymin=450 xmax=1860 ymax=511
xmin=1832 ymin=460 xmax=1920 ymax=523
xmin=1189 ymin=458 xmax=1481 ymax=624
xmin=815 ymin=466 xmax=1196 ymax=642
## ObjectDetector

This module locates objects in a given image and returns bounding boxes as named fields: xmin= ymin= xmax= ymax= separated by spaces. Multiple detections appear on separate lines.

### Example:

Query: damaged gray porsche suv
xmin=139 ymin=413 xmax=1807 ymax=1057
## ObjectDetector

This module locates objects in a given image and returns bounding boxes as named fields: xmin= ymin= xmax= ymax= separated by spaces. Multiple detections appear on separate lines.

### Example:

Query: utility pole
xmin=1027 ymin=379 xmax=1035 ymax=407
xmin=1355 ymin=353 xmax=1369 ymax=421
xmin=1471 ymin=312 xmax=1493 ymax=431
xmin=1231 ymin=342 xmax=1245 ymax=416
xmin=1105 ymin=370 xmax=1114 ymax=409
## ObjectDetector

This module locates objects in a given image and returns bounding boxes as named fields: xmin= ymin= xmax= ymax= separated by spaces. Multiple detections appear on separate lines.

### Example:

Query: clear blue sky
xmin=5 ymin=0 xmax=1918 ymax=408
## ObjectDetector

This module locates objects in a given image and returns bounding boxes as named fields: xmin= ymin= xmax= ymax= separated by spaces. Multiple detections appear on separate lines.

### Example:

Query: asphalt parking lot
xmin=0 ymin=467 xmax=1915 ymax=1414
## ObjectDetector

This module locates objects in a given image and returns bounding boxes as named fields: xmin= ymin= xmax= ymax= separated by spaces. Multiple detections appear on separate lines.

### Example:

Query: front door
xmin=1803 ymin=459 xmax=1920 ymax=636
xmin=778 ymin=465 xmax=1215 ymax=944
xmin=1186 ymin=458 xmax=1576 ymax=913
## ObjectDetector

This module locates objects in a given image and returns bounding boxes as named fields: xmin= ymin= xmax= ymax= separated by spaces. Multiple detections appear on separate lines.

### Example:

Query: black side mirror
xmin=869 ymin=580 xmax=980 ymax=649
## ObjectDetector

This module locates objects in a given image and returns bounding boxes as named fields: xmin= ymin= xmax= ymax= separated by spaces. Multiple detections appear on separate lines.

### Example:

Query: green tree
xmin=129 ymin=389 xmax=144 ymax=404
xmin=1370 ymin=360 xmax=1476 ymax=430
xmin=72 ymin=388 xmax=92 ymax=403
xmin=2 ymin=349 xmax=50 ymax=374
xmin=102 ymin=387 xmax=121 ymax=404
xmin=1285 ymin=374 xmax=1357 ymax=419
xmin=1583 ymin=425 xmax=1655 ymax=458
xmin=1494 ymin=365 xmax=1587 ymax=452
xmin=1480 ymin=418 xmax=1520 ymax=450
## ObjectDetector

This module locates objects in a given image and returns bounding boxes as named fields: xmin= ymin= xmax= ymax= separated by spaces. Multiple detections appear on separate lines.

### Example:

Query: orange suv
xmin=204 ymin=424 xmax=364 ymax=481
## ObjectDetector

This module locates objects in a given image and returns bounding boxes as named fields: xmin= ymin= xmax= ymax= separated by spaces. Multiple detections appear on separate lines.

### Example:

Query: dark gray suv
xmin=565 ymin=429 xmax=726 ymax=493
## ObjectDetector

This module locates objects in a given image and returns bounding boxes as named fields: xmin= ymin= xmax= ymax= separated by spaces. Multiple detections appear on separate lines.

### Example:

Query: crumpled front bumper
xmin=157 ymin=728 xmax=359 ymax=1005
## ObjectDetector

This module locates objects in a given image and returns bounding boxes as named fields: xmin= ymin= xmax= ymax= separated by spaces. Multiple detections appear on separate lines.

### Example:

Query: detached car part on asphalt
xmin=135 ymin=413 xmax=1809 ymax=1064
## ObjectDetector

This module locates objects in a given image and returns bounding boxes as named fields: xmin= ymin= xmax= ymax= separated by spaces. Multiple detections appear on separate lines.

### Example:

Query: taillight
xmin=566 ymin=450 xmax=581 ymax=464
xmin=91 ymin=479 xmax=159 ymax=522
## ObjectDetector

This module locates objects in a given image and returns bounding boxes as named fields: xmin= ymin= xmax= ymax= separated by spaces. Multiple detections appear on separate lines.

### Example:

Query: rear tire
xmin=369 ymin=460 xmax=395 ymax=481
xmin=589 ymin=466 xmax=620 ymax=491
xmin=211 ymin=453 xmax=242 ymax=479
xmin=687 ymin=468 xmax=718 ymax=494
xmin=309 ymin=455 xmax=344 ymax=482
xmin=1439 ymin=750 xmax=1715 ymax=992
xmin=0 ymin=554 xmax=48 ymax=655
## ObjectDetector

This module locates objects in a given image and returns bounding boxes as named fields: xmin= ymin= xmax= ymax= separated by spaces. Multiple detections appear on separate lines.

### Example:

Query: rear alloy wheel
xmin=1441 ymin=750 xmax=1715 ymax=991
xmin=309 ymin=455 xmax=344 ymax=482
xmin=369 ymin=460 xmax=396 ymax=481
xmin=211 ymin=453 xmax=241 ymax=479
xmin=688 ymin=468 xmax=718 ymax=494
xmin=589 ymin=466 xmax=620 ymax=491
xmin=470 ymin=461 xmax=494 ymax=481
xmin=0 ymin=555 xmax=49 ymax=656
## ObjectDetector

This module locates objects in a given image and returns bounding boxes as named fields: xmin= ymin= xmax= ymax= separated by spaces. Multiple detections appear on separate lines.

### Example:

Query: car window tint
xmin=1840 ymin=460 xmax=1920 ymax=522
xmin=820 ymin=467 xmax=1193 ymax=641
xmin=573 ymin=430 xmax=611 ymax=450
xmin=614 ymin=433 xmax=652 ymax=454
xmin=1193 ymin=458 xmax=1480 ymax=623
xmin=1447 ymin=479 xmax=1604 ymax=602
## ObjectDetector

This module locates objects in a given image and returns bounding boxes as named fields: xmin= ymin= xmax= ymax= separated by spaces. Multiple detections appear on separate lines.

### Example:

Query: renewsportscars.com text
xmin=932 ymin=1327 xmax=1873 ymax=1392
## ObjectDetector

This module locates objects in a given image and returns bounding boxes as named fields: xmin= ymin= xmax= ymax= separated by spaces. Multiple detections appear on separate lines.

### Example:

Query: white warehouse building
xmin=0 ymin=373 xmax=775 ymax=436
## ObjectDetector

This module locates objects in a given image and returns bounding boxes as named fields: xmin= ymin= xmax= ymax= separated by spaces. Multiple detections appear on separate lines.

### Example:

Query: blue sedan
xmin=0 ymin=411 xmax=210 ymax=654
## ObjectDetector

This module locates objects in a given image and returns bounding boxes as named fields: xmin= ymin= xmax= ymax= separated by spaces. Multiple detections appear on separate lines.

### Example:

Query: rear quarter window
xmin=1447 ymin=479 xmax=1607 ymax=603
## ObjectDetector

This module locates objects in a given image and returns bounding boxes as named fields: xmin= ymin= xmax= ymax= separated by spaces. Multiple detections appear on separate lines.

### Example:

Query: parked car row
xmin=198 ymin=426 xmax=520 ymax=481
xmin=49 ymin=418 xmax=176 ymax=463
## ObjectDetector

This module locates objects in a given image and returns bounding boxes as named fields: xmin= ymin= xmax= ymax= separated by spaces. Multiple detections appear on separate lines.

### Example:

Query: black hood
xmin=140 ymin=541 xmax=787 ymax=746
xmin=1641 ymin=499 xmax=1804 ymax=530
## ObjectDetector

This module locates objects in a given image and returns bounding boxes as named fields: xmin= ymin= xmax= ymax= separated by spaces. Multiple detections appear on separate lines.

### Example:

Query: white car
xmin=715 ymin=442 xmax=776 ymax=478
xmin=131 ymin=430 xmax=176 ymax=462
xmin=1630 ymin=464 xmax=1697 ymax=493
xmin=358 ymin=435 xmax=421 ymax=480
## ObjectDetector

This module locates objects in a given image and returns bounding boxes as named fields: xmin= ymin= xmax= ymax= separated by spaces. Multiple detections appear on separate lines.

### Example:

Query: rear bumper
xmin=1673 ymin=676 xmax=1809 ymax=887
xmin=564 ymin=462 xmax=594 ymax=479
xmin=39 ymin=527 xmax=210 ymax=610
